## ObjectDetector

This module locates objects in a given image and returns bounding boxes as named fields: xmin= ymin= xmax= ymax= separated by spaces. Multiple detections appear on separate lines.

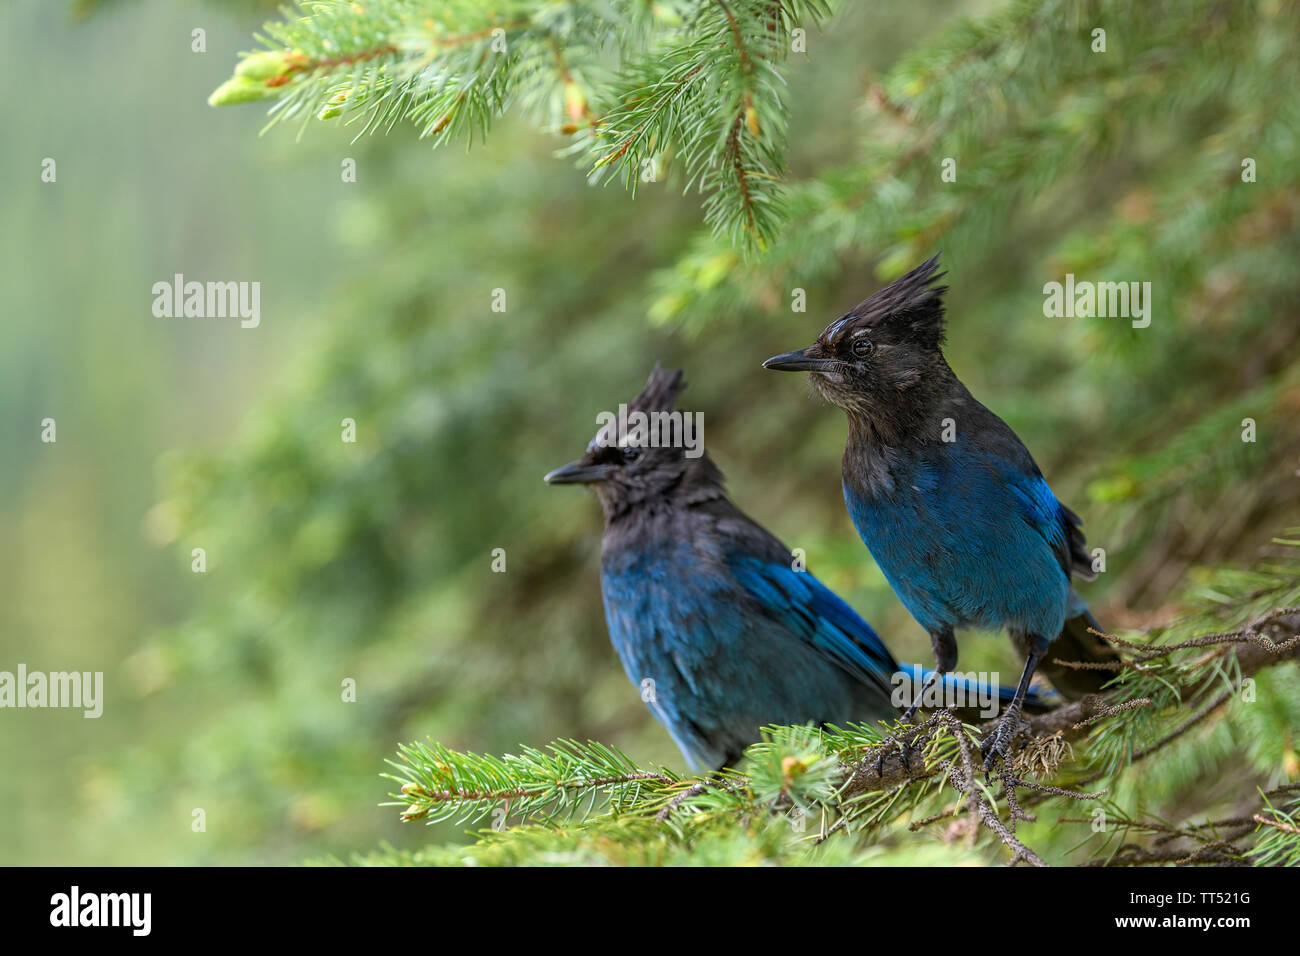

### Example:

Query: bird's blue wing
xmin=729 ymin=554 xmax=898 ymax=699
xmin=1000 ymin=465 xmax=1076 ymax=581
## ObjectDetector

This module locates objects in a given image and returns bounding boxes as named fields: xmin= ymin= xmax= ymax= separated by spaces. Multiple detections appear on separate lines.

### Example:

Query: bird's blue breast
xmin=842 ymin=441 xmax=1070 ymax=640
xmin=600 ymin=533 xmax=897 ymax=770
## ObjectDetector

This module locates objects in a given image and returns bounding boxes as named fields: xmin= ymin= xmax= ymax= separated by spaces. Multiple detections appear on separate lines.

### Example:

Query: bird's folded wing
xmin=1002 ymin=466 xmax=1077 ymax=580
xmin=729 ymin=554 xmax=898 ymax=698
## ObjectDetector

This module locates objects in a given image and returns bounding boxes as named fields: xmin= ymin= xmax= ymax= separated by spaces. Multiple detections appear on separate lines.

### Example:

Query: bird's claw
xmin=875 ymin=732 xmax=915 ymax=778
xmin=979 ymin=710 xmax=1025 ymax=772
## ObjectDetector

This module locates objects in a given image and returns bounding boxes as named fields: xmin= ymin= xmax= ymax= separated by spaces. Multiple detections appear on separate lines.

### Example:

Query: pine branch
xmin=381 ymin=539 xmax=1300 ymax=865
xmin=841 ymin=599 xmax=1300 ymax=801
xmin=1055 ymin=783 xmax=1300 ymax=867
xmin=210 ymin=0 xmax=833 ymax=253
xmin=648 ymin=0 xmax=1298 ymax=328
xmin=1248 ymin=789 xmax=1300 ymax=867
xmin=384 ymin=737 xmax=686 ymax=826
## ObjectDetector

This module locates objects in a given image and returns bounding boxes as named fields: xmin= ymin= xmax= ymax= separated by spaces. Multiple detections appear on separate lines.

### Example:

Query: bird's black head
xmin=544 ymin=363 xmax=723 ymax=522
xmin=763 ymin=255 xmax=950 ymax=417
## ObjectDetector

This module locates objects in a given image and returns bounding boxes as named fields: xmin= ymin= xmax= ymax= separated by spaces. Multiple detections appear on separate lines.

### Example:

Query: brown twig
xmin=1253 ymin=813 xmax=1300 ymax=835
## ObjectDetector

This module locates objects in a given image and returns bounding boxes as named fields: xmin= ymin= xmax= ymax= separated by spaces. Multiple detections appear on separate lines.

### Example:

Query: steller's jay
xmin=763 ymin=256 xmax=1117 ymax=767
xmin=545 ymin=364 xmax=1052 ymax=771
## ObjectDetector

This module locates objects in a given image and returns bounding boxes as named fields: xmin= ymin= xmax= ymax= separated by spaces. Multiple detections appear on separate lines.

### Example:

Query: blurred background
xmin=1 ymin=0 xmax=1296 ymax=865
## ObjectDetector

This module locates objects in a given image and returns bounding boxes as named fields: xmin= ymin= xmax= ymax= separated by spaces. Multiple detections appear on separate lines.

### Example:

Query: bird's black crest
xmin=628 ymin=363 xmax=687 ymax=413
xmin=836 ymin=254 xmax=949 ymax=350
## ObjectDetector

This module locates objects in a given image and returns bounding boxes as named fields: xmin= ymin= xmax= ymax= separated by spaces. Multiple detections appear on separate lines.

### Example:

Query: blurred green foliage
xmin=2 ymin=0 xmax=1296 ymax=864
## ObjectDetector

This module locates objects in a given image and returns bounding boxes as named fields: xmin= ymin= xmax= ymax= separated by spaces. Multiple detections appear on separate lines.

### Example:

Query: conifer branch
xmin=210 ymin=0 xmax=832 ymax=253
xmin=382 ymin=539 xmax=1300 ymax=865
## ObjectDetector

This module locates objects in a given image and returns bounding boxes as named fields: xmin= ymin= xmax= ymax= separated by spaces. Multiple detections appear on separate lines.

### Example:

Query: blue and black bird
xmin=545 ymin=364 xmax=1049 ymax=771
xmin=763 ymin=255 xmax=1117 ymax=765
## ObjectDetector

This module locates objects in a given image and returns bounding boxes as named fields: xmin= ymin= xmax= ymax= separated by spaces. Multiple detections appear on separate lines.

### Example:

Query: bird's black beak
xmin=762 ymin=347 xmax=835 ymax=372
xmin=543 ymin=460 xmax=613 ymax=485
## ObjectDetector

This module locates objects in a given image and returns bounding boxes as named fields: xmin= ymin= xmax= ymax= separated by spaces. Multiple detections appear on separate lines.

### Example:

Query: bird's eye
xmin=851 ymin=338 xmax=874 ymax=358
xmin=621 ymin=446 xmax=641 ymax=462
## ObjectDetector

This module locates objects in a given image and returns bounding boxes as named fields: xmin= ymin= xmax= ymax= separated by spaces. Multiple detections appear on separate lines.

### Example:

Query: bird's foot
xmin=875 ymin=728 xmax=918 ymax=778
xmin=979 ymin=708 xmax=1028 ymax=772
xmin=875 ymin=702 xmax=940 ymax=776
